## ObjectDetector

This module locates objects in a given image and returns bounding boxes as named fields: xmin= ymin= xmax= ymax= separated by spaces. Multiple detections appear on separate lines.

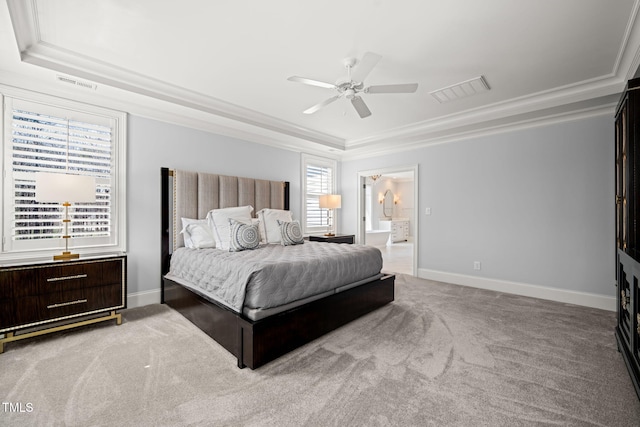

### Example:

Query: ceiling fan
xmin=287 ymin=52 xmax=418 ymax=119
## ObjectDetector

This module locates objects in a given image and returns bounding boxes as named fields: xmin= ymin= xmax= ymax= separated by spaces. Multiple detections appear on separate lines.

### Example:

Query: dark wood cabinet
xmin=308 ymin=234 xmax=355 ymax=244
xmin=0 ymin=254 xmax=126 ymax=353
xmin=615 ymin=78 xmax=640 ymax=399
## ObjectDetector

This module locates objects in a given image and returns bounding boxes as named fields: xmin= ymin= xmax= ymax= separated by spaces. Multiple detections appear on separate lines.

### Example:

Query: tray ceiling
xmin=2 ymin=0 xmax=640 ymax=157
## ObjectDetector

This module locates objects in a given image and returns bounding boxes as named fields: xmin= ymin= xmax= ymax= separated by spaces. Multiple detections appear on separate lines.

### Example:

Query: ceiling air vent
xmin=430 ymin=75 xmax=489 ymax=103
xmin=56 ymin=75 xmax=97 ymax=90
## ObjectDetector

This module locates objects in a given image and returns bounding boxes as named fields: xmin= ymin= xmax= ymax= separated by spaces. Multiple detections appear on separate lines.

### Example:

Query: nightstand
xmin=309 ymin=234 xmax=355 ymax=244
xmin=0 ymin=253 xmax=127 ymax=353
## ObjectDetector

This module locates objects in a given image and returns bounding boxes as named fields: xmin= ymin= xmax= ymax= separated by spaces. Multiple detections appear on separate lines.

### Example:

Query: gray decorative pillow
xmin=229 ymin=219 xmax=260 ymax=252
xmin=277 ymin=219 xmax=304 ymax=246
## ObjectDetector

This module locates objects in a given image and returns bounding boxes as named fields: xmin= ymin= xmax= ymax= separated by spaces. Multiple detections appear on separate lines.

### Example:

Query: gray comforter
xmin=168 ymin=241 xmax=383 ymax=312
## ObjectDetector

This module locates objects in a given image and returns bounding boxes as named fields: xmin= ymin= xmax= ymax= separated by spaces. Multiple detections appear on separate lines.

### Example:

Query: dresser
xmin=615 ymin=78 xmax=640 ymax=400
xmin=379 ymin=219 xmax=409 ymax=243
xmin=0 ymin=254 xmax=127 ymax=353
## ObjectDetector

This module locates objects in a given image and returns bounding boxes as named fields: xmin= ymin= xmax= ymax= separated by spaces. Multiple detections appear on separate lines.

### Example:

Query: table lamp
xmin=35 ymin=172 xmax=96 ymax=260
xmin=318 ymin=194 xmax=341 ymax=236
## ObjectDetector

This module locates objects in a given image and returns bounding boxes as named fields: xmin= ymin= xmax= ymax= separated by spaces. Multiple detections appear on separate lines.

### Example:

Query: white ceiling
xmin=2 ymin=0 xmax=640 ymax=158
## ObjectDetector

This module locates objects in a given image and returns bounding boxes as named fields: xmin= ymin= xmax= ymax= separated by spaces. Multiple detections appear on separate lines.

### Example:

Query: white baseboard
xmin=126 ymin=271 xmax=616 ymax=312
xmin=417 ymin=268 xmax=616 ymax=312
xmin=127 ymin=289 xmax=162 ymax=309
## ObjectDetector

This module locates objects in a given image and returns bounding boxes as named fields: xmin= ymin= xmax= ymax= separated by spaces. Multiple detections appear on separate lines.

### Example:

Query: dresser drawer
xmin=0 ymin=273 xmax=13 ymax=299
xmin=8 ymin=258 xmax=123 ymax=298
xmin=10 ymin=282 xmax=124 ymax=327
xmin=0 ymin=299 xmax=15 ymax=330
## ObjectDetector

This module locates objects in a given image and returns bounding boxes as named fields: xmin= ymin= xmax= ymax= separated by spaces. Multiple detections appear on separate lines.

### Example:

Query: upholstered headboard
xmin=169 ymin=169 xmax=289 ymax=250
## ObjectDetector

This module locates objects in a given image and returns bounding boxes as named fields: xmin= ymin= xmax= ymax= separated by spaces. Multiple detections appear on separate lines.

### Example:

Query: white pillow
xmin=257 ymin=208 xmax=293 ymax=244
xmin=251 ymin=217 xmax=261 ymax=237
xmin=180 ymin=218 xmax=215 ymax=249
xmin=186 ymin=222 xmax=216 ymax=249
xmin=207 ymin=205 xmax=254 ymax=250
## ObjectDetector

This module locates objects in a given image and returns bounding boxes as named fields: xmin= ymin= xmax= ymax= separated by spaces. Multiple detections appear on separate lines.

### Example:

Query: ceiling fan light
xmin=289 ymin=52 xmax=412 ymax=118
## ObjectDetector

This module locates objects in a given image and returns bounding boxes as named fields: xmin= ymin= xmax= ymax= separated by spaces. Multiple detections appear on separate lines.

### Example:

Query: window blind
xmin=304 ymin=162 xmax=334 ymax=231
xmin=5 ymin=102 xmax=115 ymax=252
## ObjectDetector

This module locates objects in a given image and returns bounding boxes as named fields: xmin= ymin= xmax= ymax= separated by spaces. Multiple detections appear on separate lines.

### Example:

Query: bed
xmin=160 ymin=167 xmax=395 ymax=369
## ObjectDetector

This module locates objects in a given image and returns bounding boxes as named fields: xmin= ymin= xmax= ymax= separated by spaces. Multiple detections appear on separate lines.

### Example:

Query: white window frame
xmin=301 ymin=153 xmax=338 ymax=236
xmin=1 ymin=86 xmax=127 ymax=261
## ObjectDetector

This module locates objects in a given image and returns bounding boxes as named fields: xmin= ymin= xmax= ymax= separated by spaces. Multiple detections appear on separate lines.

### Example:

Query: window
xmin=2 ymin=92 xmax=126 ymax=259
xmin=301 ymin=154 xmax=337 ymax=235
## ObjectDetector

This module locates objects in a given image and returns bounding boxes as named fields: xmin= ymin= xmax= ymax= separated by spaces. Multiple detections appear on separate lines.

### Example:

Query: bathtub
xmin=366 ymin=230 xmax=390 ymax=247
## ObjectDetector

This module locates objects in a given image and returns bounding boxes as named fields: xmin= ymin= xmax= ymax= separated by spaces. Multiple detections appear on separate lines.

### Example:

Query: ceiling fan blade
xmin=287 ymin=76 xmax=336 ymax=89
xmin=303 ymin=95 xmax=341 ymax=114
xmin=351 ymin=96 xmax=372 ymax=118
xmin=366 ymin=83 xmax=419 ymax=94
xmin=351 ymin=52 xmax=382 ymax=83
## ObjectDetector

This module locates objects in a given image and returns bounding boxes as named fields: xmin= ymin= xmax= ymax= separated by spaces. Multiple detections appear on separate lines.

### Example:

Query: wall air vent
xmin=56 ymin=75 xmax=97 ymax=90
xmin=429 ymin=75 xmax=489 ymax=103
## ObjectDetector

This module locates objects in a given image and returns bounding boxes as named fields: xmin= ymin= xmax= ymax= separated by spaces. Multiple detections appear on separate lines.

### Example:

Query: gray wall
xmin=127 ymin=116 xmax=301 ymax=298
xmin=341 ymin=114 xmax=615 ymax=297
xmin=128 ymin=112 xmax=615 ymax=302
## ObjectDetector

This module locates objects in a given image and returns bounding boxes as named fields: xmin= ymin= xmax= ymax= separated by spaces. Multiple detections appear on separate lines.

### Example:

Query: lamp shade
xmin=318 ymin=194 xmax=341 ymax=209
xmin=35 ymin=173 xmax=96 ymax=203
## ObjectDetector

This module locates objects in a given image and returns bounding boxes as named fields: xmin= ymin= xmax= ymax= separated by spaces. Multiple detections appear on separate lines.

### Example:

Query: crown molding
xmin=344 ymin=74 xmax=624 ymax=150
xmin=618 ymin=0 xmax=640 ymax=80
xmin=6 ymin=0 xmax=345 ymax=151
xmin=343 ymin=0 xmax=640 ymax=150
xmin=341 ymin=99 xmax=617 ymax=161
xmin=6 ymin=0 xmax=640 ymax=160
xmin=18 ymin=41 xmax=346 ymax=150
xmin=342 ymin=0 xmax=638 ymax=152
xmin=0 ymin=67 xmax=344 ymax=161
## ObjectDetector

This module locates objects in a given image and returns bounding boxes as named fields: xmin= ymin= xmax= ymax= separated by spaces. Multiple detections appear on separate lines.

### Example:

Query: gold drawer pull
xmin=47 ymin=299 xmax=87 ymax=309
xmin=47 ymin=274 xmax=88 ymax=282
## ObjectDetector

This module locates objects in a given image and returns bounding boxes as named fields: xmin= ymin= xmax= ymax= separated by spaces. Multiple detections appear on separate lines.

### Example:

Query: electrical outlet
xmin=473 ymin=261 xmax=481 ymax=270
xmin=425 ymin=207 xmax=431 ymax=215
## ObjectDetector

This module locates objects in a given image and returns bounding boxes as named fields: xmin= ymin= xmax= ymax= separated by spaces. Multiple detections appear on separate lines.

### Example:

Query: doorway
xmin=357 ymin=165 xmax=418 ymax=276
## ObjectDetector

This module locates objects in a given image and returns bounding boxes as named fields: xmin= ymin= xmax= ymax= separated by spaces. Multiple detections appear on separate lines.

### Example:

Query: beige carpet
xmin=1 ymin=274 xmax=639 ymax=426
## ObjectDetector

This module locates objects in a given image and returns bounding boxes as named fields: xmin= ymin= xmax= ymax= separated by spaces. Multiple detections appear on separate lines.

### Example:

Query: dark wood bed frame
xmin=160 ymin=167 xmax=395 ymax=369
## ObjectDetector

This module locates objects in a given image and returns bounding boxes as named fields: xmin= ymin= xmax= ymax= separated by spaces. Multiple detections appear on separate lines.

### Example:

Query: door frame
xmin=357 ymin=164 xmax=419 ymax=276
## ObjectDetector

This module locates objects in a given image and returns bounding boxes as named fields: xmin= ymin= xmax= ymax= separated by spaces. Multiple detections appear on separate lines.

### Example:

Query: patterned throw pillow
xmin=229 ymin=219 xmax=260 ymax=252
xmin=277 ymin=220 xmax=304 ymax=246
